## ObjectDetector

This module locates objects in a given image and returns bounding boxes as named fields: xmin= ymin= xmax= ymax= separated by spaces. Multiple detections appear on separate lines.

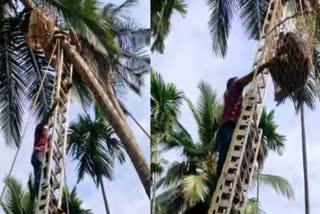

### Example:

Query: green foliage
xmin=252 ymin=173 xmax=295 ymax=200
xmin=0 ymin=175 xmax=92 ymax=214
xmin=62 ymin=187 xmax=93 ymax=214
xmin=207 ymin=0 xmax=238 ymax=57
xmin=151 ymin=0 xmax=187 ymax=53
xmin=242 ymin=198 xmax=266 ymax=214
xmin=154 ymin=80 xmax=292 ymax=213
xmin=151 ymin=69 xmax=184 ymax=139
xmin=259 ymin=108 xmax=286 ymax=156
xmin=239 ymin=0 xmax=270 ymax=40
xmin=67 ymin=113 xmax=125 ymax=185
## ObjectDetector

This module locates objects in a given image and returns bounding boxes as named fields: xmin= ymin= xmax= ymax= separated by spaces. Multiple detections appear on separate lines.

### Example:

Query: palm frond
xmin=151 ymin=0 xmax=187 ymax=53
xmin=181 ymin=175 xmax=209 ymax=208
xmin=155 ymin=185 xmax=185 ymax=214
xmin=252 ymin=173 xmax=295 ymax=200
xmin=151 ymin=70 xmax=184 ymax=136
xmin=0 ymin=176 xmax=25 ymax=214
xmin=103 ymin=0 xmax=138 ymax=15
xmin=259 ymin=108 xmax=286 ymax=156
xmin=25 ymin=50 xmax=55 ymax=121
xmin=239 ymin=0 xmax=270 ymax=40
xmin=242 ymin=198 xmax=266 ymax=214
xmin=164 ymin=161 xmax=188 ymax=185
xmin=0 ymin=18 xmax=27 ymax=148
xmin=207 ymin=0 xmax=238 ymax=57
xmin=62 ymin=187 xmax=93 ymax=214
xmin=71 ymin=72 xmax=93 ymax=111
xmin=39 ymin=0 xmax=118 ymax=56
xmin=196 ymin=82 xmax=222 ymax=150
xmin=67 ymin=113 xmax=124 ymax=186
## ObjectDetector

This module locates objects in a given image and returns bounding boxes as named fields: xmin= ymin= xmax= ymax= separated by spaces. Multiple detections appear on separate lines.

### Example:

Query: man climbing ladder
xmin=216 ymin=64 xmax=268 ymax=179
xmin=31 ymin=101 xmax=58 ymax=196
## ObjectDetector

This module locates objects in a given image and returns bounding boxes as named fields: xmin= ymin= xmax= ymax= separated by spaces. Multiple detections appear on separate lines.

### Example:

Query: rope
xmin=128 ymin=112 xmax=151 ymax=139
xmin=0 ymin=40 xmax=59 ymax=200
xmin=63 ymin=64 xmax=73 ymax=214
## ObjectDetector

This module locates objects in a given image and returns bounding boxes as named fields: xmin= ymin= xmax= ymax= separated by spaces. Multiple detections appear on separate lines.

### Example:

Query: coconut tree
xmin=67 ymin=111 xmax=126 ymax=214
xmin=151 ymin=69 xmax=184 ymax=213
xmin=0 ymin=0 xmax=150 ymax=196
xmin=151 ymin=0 xmax=188 ymax=53
xmin=154 ymin=82 xmax=293 ymax=213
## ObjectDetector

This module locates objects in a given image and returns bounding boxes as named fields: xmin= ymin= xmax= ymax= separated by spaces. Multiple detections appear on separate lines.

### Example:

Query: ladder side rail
xmin=57 ymin=64 xmax=73 ymax=208
xmin=37 ymin=46 xmax=64 ymax=214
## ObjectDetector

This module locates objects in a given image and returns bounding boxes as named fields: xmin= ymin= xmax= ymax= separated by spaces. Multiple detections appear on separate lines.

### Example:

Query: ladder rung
xmin=52 ymin=150 xmax=62 ymax=165
xmin=50 ymin=169 xmax=61 ymax=190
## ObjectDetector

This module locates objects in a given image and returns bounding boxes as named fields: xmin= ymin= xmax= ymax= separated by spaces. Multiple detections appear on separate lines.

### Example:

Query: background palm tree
xmin=0 ymin=0 xmax=150 ymax=196
xmin=61 ymin=187 xmax=93 ymax=214
xmin=151 ymin=0 xmax=188 ymax=53
xmin=151 ymin=69 xmax=184 ymax=213
xmin=152 ymin=81 xmax=293 ymax=213
xmin=0 ymin=176 xmax=35 ymax=214
xmin=67 ymin=110 xmax=126 ymax=214
xmin=0 ymin=175 xmax=91 ymax=214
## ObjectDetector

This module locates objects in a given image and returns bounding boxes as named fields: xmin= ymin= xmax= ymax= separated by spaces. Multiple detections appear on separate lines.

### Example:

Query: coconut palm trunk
xmin=61 ymin=40 xmax=150 ymax=197
xmin=300 ymin=105 xmax=310 ymax=214
xmin=151 ymin=139 xmax=159 ymax=214
xmin=20 ymin=0 xmax=150 ymax=197
xmin=100 ymin=178 xmax=111 ymax=214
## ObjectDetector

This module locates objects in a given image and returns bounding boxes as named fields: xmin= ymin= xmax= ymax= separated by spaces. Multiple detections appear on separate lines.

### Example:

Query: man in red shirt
xmin=216 ymin=66 xmax=266 ymax=178
xmin=31 ymin=102 xmax=57 ymax=196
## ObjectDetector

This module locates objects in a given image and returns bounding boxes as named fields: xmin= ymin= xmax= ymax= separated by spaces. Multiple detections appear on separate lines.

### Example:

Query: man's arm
xmin=40 ymin=101 xmax=58 ymax=126
xmin=235 ymin=62 xmax=270 ymax=88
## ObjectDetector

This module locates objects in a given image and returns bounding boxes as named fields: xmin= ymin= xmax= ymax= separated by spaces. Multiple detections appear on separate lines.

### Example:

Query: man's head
xmin=226 ymin=77 xmax=238 ymax=90
xmin=36 ymin=123 xmax=48 ymax=135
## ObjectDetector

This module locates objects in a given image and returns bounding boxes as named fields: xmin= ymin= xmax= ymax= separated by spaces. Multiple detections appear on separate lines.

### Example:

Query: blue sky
xmin=0 ymin=0 xmax=150 ymax=213
xmin=152 ymin=1 xmax=320 ymax=213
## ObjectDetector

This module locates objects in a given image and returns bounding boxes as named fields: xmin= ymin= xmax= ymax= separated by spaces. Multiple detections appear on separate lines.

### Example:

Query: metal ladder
xmin=208 ymin=0 xmax=285 ymax=213
xmin=37 ymin=46 xmax=73 ymax=214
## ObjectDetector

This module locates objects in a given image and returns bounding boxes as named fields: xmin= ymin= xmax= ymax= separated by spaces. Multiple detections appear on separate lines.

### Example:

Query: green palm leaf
xmin=67 ymin=113 xmax=125 ymax=186
xmin=259 ymin=108 xmax=286 ymax=156
xmin=0 ymin=18 xmax=27 ymax=148
xmin=239 ymin=0 xmax=270 ymax=40
xmin=151 ymin=0 xmax=187 ymax=53
xmin=181 ymin=174 xmax=209 ymax=208
xmin=151 ymin=69 xmax=184 ymax=137
xmin=252 ymin=173 xmax=295 ymax=200
xmin=207 ymin=0 xmax=238 ymax=57
xmin=0 ymin=176 xmax=25 ymax=214
xmin=242 ymin=198 xmax=266 ymax=214
xmin=196 ymin=82 xmax=222 ymax=149
xmin=62 ymin=187 xmax=93 ymax=214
